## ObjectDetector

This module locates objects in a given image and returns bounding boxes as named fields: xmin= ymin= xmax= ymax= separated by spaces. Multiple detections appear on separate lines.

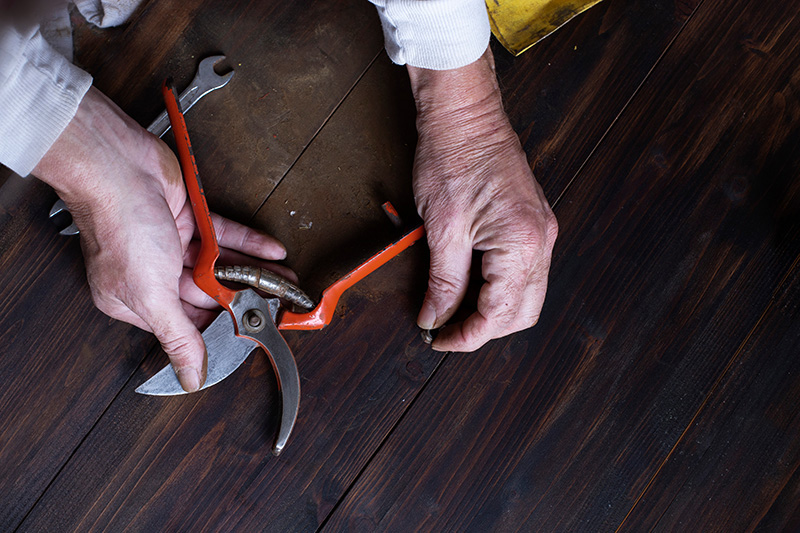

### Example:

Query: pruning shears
xmin=135 ymin=79 xmax=424 ymax=455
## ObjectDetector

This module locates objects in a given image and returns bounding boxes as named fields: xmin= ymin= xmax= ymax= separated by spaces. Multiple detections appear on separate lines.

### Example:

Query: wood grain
xmin=0 ymin=177 xmax=156 ymax=530
xmin=322 ymin=0 xmax=800 ymax=530
xmin=493 ymin=0 xmax=701 ymax=200
xmin=618 ymin=263 xmax=800 ymax=531
xmin=18 ymin=266 xmax=437 ymax=532
xmin=250 ymin=56 xmax=419 ymax=297
xmin=17 ymin=52 xmax=430 ymax=533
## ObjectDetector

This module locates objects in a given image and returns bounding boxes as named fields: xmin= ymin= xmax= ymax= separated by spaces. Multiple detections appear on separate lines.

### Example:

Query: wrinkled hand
xmin=34 ymin=87 xmax=292 ymax=391
xmin=408 ymin=47 xmax=558 ymax=352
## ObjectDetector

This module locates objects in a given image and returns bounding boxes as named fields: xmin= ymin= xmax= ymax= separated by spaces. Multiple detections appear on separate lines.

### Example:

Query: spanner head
xmin=196 ymin=55 xmax=234 ymax=92
xmin=49 ymin=199 xmax=79 ymax=235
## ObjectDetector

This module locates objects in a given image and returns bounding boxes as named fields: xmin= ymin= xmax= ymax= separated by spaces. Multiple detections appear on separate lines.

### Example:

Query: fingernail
xmin=418 ymin=300 xmax=437 ymax=330
xmin=176 ymin=366 xmax=202 ymax=392
xmin=430 ymin=341 xmax=447 ymax=352
xmin=272 ymin=240 xmax=287 ymax=260
xmin=200 ymin=348 xmax=208 ymax=387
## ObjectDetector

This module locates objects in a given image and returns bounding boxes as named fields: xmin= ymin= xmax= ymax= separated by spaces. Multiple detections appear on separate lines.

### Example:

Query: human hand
xmin=34 ymin=87 xmax=292 ymax=391
xmin=407 ymin=47 xmax=558 ymax=352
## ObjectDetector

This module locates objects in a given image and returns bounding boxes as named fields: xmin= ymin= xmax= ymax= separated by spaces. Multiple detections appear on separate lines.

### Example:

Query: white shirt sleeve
xmin=0 ymin=0 xmax=142 ymax=177
xmin=369 ymin=0 xmax=491 ymax=70
xmin=0 ymin=22 xmax=92 ymax=176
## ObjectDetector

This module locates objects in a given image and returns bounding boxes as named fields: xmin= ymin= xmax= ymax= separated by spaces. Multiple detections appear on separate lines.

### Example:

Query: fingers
xmin=179 ymin=267 xmax=219 ymax=309
xmin=418 ymin=231 xmax=473 ymax=330
xmin=181 ymin=300 xmax=218 ymax=330
xmin=184 ymin=242 xmax=299 ymax=283
xmin=92 ymin=286 xmax=208 ymax=392
xmin=175 ymin=201 xmax=196 ymax=251
xmin=430 ymin=243 xmax=553 ymax=353
xmin=144 ymin=296 xmax=209 ymax=392
xmin=211 ymin=213 xmax=287 ymax=260
xmin=180 ymin=209 xmax=297 ymax=291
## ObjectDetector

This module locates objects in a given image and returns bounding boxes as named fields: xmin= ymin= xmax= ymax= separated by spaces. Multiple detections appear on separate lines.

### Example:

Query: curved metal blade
xmin=135 ymin=291 xmax=299 ymax=456
xmin=135 ymin=309 xmax=258 ymax=395
xmin=228 ymin=290 xmax=300 ymax=456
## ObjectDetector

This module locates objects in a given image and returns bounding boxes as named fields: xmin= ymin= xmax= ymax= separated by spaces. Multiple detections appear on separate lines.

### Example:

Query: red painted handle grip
xmin=278 ymin=225 xmax=425 ymax=330
xmin=162 ymin=79 xmax=237 ymax=308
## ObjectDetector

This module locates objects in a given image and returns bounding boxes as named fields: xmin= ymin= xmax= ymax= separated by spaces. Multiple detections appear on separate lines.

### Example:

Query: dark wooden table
xmin=2 ymin=0 xmax=800 ymax=530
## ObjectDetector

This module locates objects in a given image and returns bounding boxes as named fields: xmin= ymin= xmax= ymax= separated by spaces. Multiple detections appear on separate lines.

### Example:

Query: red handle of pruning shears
xmin=278 ymin=224 xmax=425 ymax=330
xmin=164 ymin=77 xmax=426 ymax=329
xmin=162 ymin=79 xmax=237 ymax=310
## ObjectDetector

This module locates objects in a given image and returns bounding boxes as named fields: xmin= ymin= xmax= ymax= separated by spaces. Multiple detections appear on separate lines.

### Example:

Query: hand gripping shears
xmin=50 ymin=56 xmax=234 ymax=236
xmin=136 ymin=79 xmax=425 ymax=455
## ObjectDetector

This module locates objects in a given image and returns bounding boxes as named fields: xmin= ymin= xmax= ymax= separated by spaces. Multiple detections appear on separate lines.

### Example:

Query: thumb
xmin=146 ymin=298 xmax=208 ymax=392
xmin=419 ymin=234 xmax=473 ymax=330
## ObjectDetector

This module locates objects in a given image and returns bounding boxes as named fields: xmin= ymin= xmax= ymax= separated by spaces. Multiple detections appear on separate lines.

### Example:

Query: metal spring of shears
xmin=214 ymin=266 xmax=315 ymax=310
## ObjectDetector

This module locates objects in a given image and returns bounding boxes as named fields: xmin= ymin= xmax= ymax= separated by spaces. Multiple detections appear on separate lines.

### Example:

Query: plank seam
xmin=247 ymin=48 xmax=384 ymax=222
xmin=317 ymin=2 xmax=713 ymax=527
xmin=12 ymin=357 xmax=145 ymax=532
xmin=550 ymin=2 xmax=703 ymax=211
xmin=13 ymin=45 xmax=386 ymax=532
xmin=316 ymin=350 xmax=453 ymax=532
xmin=615 ymin=251 xmax=800 ymax=533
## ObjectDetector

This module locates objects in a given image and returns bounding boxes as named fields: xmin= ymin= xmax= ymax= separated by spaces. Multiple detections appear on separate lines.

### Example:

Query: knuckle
xmin=159 ymin=333 xmax=198 ymax=361
xmin=240 ymin=230 xmax=261 ymax=250
xmin=512 ymin=214 xmax=558 ymax=263
xmin=517 ymin=240 xmax=540 ymax=266
xmin=545 ymin=213 xmax=559 ymax=245
xmin=87 ymin=279 xmax=127 ymax=318
xmin=424 ymin=209 xmax=467 ymax=242
xmin=136 ymin=289 xmax=169 ymax=312
xmin=427 ymin=267 xmax=465 ymax=298
xmin=90 ymin=291 xmax=118 ymax=317
xmin=212 ymin=215 xmax=227 ymax=236
xmin=487 ymin=299 xmax=519 ymax=328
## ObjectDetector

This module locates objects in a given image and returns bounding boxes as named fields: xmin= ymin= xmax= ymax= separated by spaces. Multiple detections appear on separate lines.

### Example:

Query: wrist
xmin=407 ymin=46 xmax=515 ymax=149
xmin=407 ymin=46 xmax=502 ymax=120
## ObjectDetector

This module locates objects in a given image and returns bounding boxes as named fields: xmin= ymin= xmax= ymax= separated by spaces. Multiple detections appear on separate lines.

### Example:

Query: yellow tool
xmin=486 ymin=0 xmax=605 ymax=55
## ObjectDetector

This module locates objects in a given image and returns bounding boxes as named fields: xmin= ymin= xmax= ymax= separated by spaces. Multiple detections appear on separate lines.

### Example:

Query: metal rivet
xmin=243 ymin=310 xmax=266 ymax=333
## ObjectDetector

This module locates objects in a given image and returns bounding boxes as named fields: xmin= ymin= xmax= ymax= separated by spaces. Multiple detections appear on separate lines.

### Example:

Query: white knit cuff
xmin=372 ymin=0 xmax=491 ymax=70
xmin=0 ymin=26 xmax=92 ymax=176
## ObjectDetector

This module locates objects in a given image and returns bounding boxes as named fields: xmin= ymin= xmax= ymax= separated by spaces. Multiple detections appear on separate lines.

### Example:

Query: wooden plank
xmin=321 ymin=0 xmax=800 ymax=530
xmin=255 ymin=0 xmax=704 ymax=299
xmin=0 ymin=177 xmax=156 ymax=530
xmin=248 ymin=56 xmax=419 ymax=296
xmin=18 ymin=263 xmax=436 ymax=531
xmin=0 ymin=0 xmax=382 ymax=529
xmin=16 ymin=0 xmax=702 ymax=526
xmin=493 ymin=0 xmax=700 ymax=200
xmin=618 ymin=262 xmax=800 ymax=531
xmin=754 ymin=462 xmax=800 ymax=532
xmin=15 ymin=53 xmax=433 ymax=533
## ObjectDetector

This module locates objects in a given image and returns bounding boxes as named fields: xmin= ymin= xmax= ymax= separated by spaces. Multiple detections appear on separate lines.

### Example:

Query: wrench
xmin=50 ymin=55 xmax=234 ymax=236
